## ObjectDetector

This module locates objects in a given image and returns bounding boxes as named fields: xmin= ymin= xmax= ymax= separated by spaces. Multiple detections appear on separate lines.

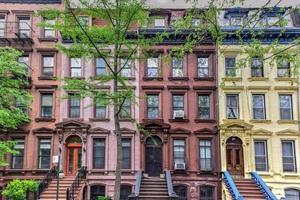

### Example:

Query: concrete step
xmin=140 ymin=188 xmax=168 ymax=192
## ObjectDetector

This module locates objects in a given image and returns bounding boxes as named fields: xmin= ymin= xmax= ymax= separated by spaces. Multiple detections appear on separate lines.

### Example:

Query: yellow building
xmin=218 ymin=45 xmax=300 ymax=199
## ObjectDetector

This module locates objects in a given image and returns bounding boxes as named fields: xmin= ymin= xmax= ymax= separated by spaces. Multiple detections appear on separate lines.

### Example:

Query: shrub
xmin=2 ymin=179 xmax=39 ymax=200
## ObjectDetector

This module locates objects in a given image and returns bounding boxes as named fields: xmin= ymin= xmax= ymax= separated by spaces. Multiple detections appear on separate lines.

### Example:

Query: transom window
xmin=200 ymin=186 xmax=214 ymax=200
xmin=147 ymin=94 xmax=159 ymax=119
xmin=198 ymin=95 xmax=210 ymax=119
xmin=225 ymin=57 xmax=236 ymax=77
xmin=226 ymin=94 xmax=239 ymax=119
xmin=11 ymin=139 xmax=25 ymax=169
xmin=146 ymin=57 xmax=160 ymax=77
xmin=254 ymin=140 xmax=268 ymax=171
xmin=69 ymin=94 xmax=80 ymax=118
xmin=95 ymin=58 xmax=106 ymax=76
xmin=173 ymin=140 xmax=185 ymax=166
xmin=279 ymin=95 xmax=293 ymax=120
xmin=200 ymin=140 xmax=212 ymax=171
xmin=93 ymin=138 xmax=105 ymax=169
xmin=251 ymin=57 xmax=264 ymax=77
xmin=122 ymin=139 xmax=131 ymax=169
xmin=197 ymin=56 xmax=209 ymax=77
xmin=172 ymin=57 xmax=184 ymax=77
xmin=41 ymin=93 xmax=53 ymax=118
xmin=38 ymin=139 xmax=51 ymax=169
xmin=252 ymin=94 xmax=265 ymax=120
xmin=42 ymin=55 xmax=55 ymax=77
xmin=70 ymin=58 xmax=82 ymax=77
xmin=44 ymin=18 xmax=55 ymax=38
xmin=282 ymin=140 xmax=297 ymax=172
xmin=277 ymin=58 xmax=290 ymax=77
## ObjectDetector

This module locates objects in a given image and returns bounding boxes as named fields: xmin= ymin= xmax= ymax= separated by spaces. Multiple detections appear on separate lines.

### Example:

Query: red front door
xmin=66 ymin=143 xmax=82 ymax=176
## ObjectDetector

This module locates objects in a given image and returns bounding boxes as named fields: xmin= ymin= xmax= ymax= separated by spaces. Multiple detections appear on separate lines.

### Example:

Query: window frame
xmin=93 ymin=138 xmax=105 ymax=169
xmin=70 ymin=57 xmax=82 ymax=77
xmin=146 ymin=94 xmax=160 ymax=119
xmin=252 ymin=94 xmax=266 ymax=120
xmin=281 ymin=140 xmax=297 ymax=173
xmin=198 ymin=94 xmax=211 ymax=120
xmin=43 ymin=18 xmax=55 ymax=38
xmin=121 ymin=138 xmax=132 ymax=169
xmin=199 ymin=139 xmax=213 ymax=171
xmin=120 ymin=98 xmax=132 ymax=119
xmin=120 ymin=58 xmax=133 ymax=78
xmin=251 ymin=57 xmax=264 ymax=77
xmin=146 ymin=56 xmax=160 ymax=78
xmin=0 ymin=15 xmax=5 ymax=37
xmin=41 ymin=54 xmax=55 ymax=77
xmin=226 ymin=94 xmax=239 ymax=119
xmin=200 ymin=185 xmax=214 ymax=200
xmin=173 ymin=139 xmax=186 ymax=167
xmin=17 ymin=16 xmax=31 ymax=37
xmin=277 ymin=58 xmax=291 ymax=77
xmin=95 ymin=58 xmax=107 ymax=76
xmin=11 ymin=138 xmax=25 ymax=169
xmin=172 ymin=94 xmax=185 ymax=116
xmin=40 ymin=93 xmax=53 ymax=118
xmin=68 ymin=93 xmax=81 ymax=118
xmin=38 ymin=138 xmax=51 ymax=169
xmin=225 ymin=57 xmax=236 ymax=77
xmin=94 ymin=98 xmax=107 ymax=119
xmin=197 ymin=55 xmax=210 ymax=78
xmin=279 ymin=94 xmax=293 ymax=120
xmin=171 ymin=56 xmax=184 ymax=78
xmin=254 ymin=140 xmax=269 ymax=172
xmin=173 ymin=185 xmax=188 ymax=200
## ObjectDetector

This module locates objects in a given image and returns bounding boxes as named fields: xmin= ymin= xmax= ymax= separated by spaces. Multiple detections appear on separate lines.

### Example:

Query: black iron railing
xmin=165 ymin=170 xmax=178 ymax=200
xmin=33 ymin=166 xmax=57 ymax=200
xmin=66 ymin=166 xmax=87 ymax=200
xmin=128 ymin=170 xmax=142 ymax=199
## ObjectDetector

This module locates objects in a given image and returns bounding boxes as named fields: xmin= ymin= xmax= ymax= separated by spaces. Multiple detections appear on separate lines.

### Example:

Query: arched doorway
xmin=145 ymin=136 xmax=162 ymax=176
xmin=65 ymin=135 xmax=82 ymax=176
xmin=226 ymin=137 xmax=244 ymax=177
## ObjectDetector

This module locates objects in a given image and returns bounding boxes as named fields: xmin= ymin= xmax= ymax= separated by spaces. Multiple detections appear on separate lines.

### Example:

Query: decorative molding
xmin=32 ymin=127 xmax=54 ymax=134
xmin=247 ymin=86 xmax=271 ymax=90
xmin=167 ymin=85 xmax=190 ymax=90
xmin=35 ymin=118 xmax=56 ymax=122
xmin=168 ymin=77 xmax=189 ymax=81
xmin=222 ymin=86 xmax=244 ymax=90
xmin=89 ymin=118 xmax=110 ymax=122
xmin=169 ymin=128 xmax=191 ymax=134
xmin=194 ymin=119 xmax=216 ymax=123
xmin=251 ymin=128 xmax=273 ymax=136
xmin=220 ymin=120 xmax=253 ymax=130
xmin=142 ymin=77 xmax=163 ymax=81
xmin=141 ymin=85 xmax=164 ymax=90
xmin=168 ymin=118 xmax=189 ymax=123
xmin=89 ymin=127 xmax=110 ymax=134
xmin=119 ymin=127 xmax=136 ymax=134
xmin=222 ymin=77 xmax=242 ymax=82
xmin=36 ymin=48 xmax=58 ymax=52
xmin=193 ymin=77 xmax=214 ymax=81
xmin=277 ymin=120 xmax=298 ymax=124
xmin=248 ymin=77 xmax=269 ymax=82
xmin=274 ymin=77 xmax=297 ymax=82
xmin=34 ymin=85 xmax=57 ymax=89
xmin=249 ymin=119 xmax=272 ymax=124
xmin=192 ymin=86 xmax=217 ymax=90
xmin=276 ymin=129 xmax=300 ymax=136
xmin=274 ymin=86 xmax=298 ymax=90
xmin=194 ymin=128 xmax=216 ymax=135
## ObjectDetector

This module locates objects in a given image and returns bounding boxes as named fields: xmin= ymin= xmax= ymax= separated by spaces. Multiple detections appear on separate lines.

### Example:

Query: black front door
xmin=145 ymin=136 xmax=163 ymax=176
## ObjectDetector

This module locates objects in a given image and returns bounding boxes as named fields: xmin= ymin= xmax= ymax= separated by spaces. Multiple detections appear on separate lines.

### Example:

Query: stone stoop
xmin=138 ymin=176 xmax=170 ymax=200
xmin=234 ymin=179 xmax=266 ymax=200
xmin=39 ymin=176 xmax=83 ymax=200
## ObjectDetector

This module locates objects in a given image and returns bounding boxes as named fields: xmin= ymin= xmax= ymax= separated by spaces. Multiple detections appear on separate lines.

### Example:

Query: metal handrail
xmin=251 ymin=172 xmax=278 ymax=200
xmin=165 ymin=170 xmax=178 ymax=199
xmin=66 ymin=166 xmax=87 ymax=200
xmin=35 ymin=166 xmax=57 ymax=200
xmin=128 ymin=170 xmax=142 ymax=199
xmin=223 ymin=171 xmax=244 ymax=200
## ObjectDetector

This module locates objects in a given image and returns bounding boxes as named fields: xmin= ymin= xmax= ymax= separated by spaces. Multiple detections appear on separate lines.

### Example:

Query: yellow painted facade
xmin=218 ymin=45 xmax=300 ymax=199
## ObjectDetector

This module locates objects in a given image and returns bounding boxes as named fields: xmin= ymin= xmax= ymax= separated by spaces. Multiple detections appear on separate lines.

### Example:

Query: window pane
xmin=198 ymin=57 xmax=209 ymax=77
xmin=90 ymin=186 xmax=105 ymax=200
xmin=120 ymin=98 xmax=131 ymax=118
xmin=225 ymin=57 xmax=236 ymax=76
xmin=93 ymin=139 xmax=105 ymax=169
xmin=78 ymin=16 xmax=89 ymax=27
xmin=200 ymin=140 xmax=212 ymax=171
xmin=277 ymin=58 xmax=290 ymax=77
xmin=174 ymin=185 xmax=187 ymax=200
xmin=12 ymin=139 xmax=24 ymax=169
xmin=173 ymin=140 xmax=185 ymax=165
xmin=226 ymin=95 xmax=239 ymax=119
xmin=0 ymin=16 xmax=5 ymax=37
xmin=254 ymin=141 xmax=268 ymax=171
xmin=279 ymin=95 xmax=292 ymax=120
xmin=172 ymin=57 xmax=184 ymax=77
xmin=282 ymin=141 xmax=296 ymax=172
xmin=38 ymin=139 xmax=51 ymax=169
xmin=120 ymin=59 xmax=132 ymax=77
xmin=122 ymin=139 xmax=131 ymax=169
xmin=42 ymin=56 xmax=54 ymax=76
xmin=200 ymin=186 xmax=214 ymax=200
xmin=69 ymin=95 xmax=80 ymax=118
xmin=18 ymin=17 xmax=30 ymax=37
xmin=252 ymin=95 xmax=265 ymax=120
xmin=96 ymin=58 xmax=106 ymax=75
xmin=285 ymin=189 xmax=300 ymax=200
xmin=251 ymin=57 xmax=263 ymax=77
xmin=199 ymin=95 xmax=210 ymax=119
xmin=120 ymin=185 xmax=132 ymax=200
xmin=154 ymin=18 xmax=165 ymax=27
xmin=147 ymin=95 xmax=159 ymax=119
xmin=44 ymin=19 xmax=55 ymax=37
xmin=147 ymin=57 xmax=159 ymax=77
xmin=41 ymin=94 xmax=53 ymax=118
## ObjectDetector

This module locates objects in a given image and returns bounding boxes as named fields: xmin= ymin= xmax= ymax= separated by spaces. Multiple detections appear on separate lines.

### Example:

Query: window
xmin=282 ymin=141 xmax=297 ymax=172
xmin=122 ymin=139 xmax=131 ymax=169
xmin=120 ymin=98 xmax=131 ymax=119
xmin=42 ymin=55 xmax=54 ymax=77
xmin=226 ymin=94 xmax=239 ymax=119
xmin=90 ymin=185 xmax=105 ymax=200
xmin=229 ymin=16 xmax=244 ymax=26
xmin=200 ymin=140 xmax=212 ymax=171
xmin=197 ymin=56 xmax=209 ymax=77
xmin=38 ymin=139 xmax=51 ymax=169
xmin=44 ymin=19 xmax=55 ymax=38
xmin=95 ymin=99 xmax=106 ymax=119
xmin=93 ymin=139 xmax=105 ymax=169
xmin=95 ymin=58 xmax=106 ymax=76
xmin=41 ymin=93 xmax=53 ymax=118
xmin=146 ymin=57 xmax=159 ymax=77
xmin=174 ymin=185 xmax=187 ymax=200
xmin=70 ymin=58 xmax=82 ymax=77
xmin=191 ymin=18 xmax=201 ymax=27
xmin=251 ymin=57 xmax=264 ymax=77
xmin=285 ymin=189 xmax=300 ymax=200
xmin=120 ymin=185 xmax=132 ymax=200
xmin=254 ymin=140 xmax=268 ymax=171
xmin=225 ymin=57 xmax=236 ymax=76
xmin=252 ymin=94 xmax=265 ymax=120
xmin=265 ymin=16 xmax=279 ymax=26
xmin=147 ymin=94 xmax=159 ymax=119
xmin=173 ymin=140 xmax=185 ymax=166
xmin=11 ymin=139 xmax=24 ymax=169
xmin=171 ymin=57 xmax=184 ymax=77
xmin=198 ymin=95 xmax=210 ymax=119
xmin=172 ymin=95 xmax=184 ymax=116
xmin=0 ymin=16 xmax=5 ymax=37
xmin=279 ymin=95 xmax=293 ymax=120
xmin=200 ymin=186 xmax=214 ymax=200
xmin=277 ymin=58 xmax=290 ymax=77
xmin=18 ymin=55 xmax=29 ymax=76
xmin=154 ymin=17 xmax=165 ymax=28
xmin=120 ymin=58 xmax=132 ymax=78
xmin=69 ymin=94 xmax=80 ymax=118
xmin=78 ymin=16 xmax=89 ymax=27
xmin=17 ymin=16 xmax=30 ymax=37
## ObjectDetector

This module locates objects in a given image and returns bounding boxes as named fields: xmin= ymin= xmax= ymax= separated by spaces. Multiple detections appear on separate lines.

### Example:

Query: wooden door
xmin=66 ymin=143 xmax=82 ymax=176
xmin=145 ymin=137 xmax=163 ymax=177
xmin=226 ymin=137 xmax=244 ymax=177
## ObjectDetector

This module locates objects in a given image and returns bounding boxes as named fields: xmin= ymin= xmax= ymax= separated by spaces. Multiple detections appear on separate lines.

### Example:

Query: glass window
xmin=174 ymin=185 xmax=187 ymax=200
xmin=147 ymin=57 xmax=159 ymax=77
xmin=120 ymin=185 xmax=132 ymax=200
xmin=18 ymin=55 xmax=30 ymax=76
xmin=173 ymin=94 xmax=184 ymax=113
xmin=70 ymin=58 xmax=82 ymax=77
xmin=120 ymin=98 xmax=131 ymax=119
xmin=172 ymin=57 xmax=184 ymax=77
xmin=282 ymin=141 xmax=297 ymax=172
xmin=200 ymin=186 xmax=214 ymax=200
xmin=279 ymin=95 xmax=293 ymax=120
xmin=90 ymin=185 xmax=105 ymax=200
xmin=69 ymin=94 xmax=80 ymax=118
xmin=11 ymin=139 xmax=24 ymax=169
xmin=251 ymin=57 xmax=264 ymax=77
xmin=173 ymin=140 xmax=185 ymax=165
xmin=42 ymin=55 xmax=54 ymax=77
xmin=17 ymin=16 xmax=30 ymax=38
xmin=285 ymin=189 xmax=300 ymax=200
xmin=225 ymin=57 xmax=236 ymax=76
xmin=41 ymin=93 xmax=53 ymax=118
xmin=154 ymin=18 xmax=165 ymax=28
xmin=226 ymin=94 xmax=239 ymax=119
xmin=277 ymin=58 xmax=290 ymax=77
xmin=197 ymin=56 xmax=209 ymax=77
xmin=44 ymin=19 xmax=55 ymax=38
xmin=122 ymin=139 xmax=131 ymax=169
xmin=147 ymin=94 xmax=159 ymax=119
xmin=198 ymin=95 xmax=210 ymax=119
xmin=266 ymin=16 xmax=279 ymax=26
xmin=0 ymin=16 xmax=5 ymax=37
xmin=38 ymin=139 xmax=51 ymax=169
xmin=120 ymin=58 xmax=132 ymax=78
xmin=200 ymin=140 xmax=212 ymax=171
xmin=93 ymin=139 xmax=105 ymax=169
xmin=95 ymin=99 xmax=106 ymax=119
xmin=254 ymin=140 xmax=268 ymax=171
xmin=95 ymin=58 xmax=106 ymax=76
xmin=252 ymin=94 xmax=265 ymax=120
xmin=230 ymin=16 xmax=244 ymax=26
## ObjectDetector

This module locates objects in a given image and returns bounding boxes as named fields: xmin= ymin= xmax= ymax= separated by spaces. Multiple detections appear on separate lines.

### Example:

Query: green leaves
xmin=2 ymin=179 xmax=39 ymax=200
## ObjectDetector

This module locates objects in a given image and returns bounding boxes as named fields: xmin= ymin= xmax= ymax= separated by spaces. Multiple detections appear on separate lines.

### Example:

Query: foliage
xmin=0 ymin=141 xmax=17 ymax=167
xmin=97 ymin=196 xmax=111 ymax=200
xmin=2 ymin=179 xmax=39 ymax=200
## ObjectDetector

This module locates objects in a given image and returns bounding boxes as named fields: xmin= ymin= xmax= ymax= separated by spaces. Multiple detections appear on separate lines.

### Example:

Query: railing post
xmin=165 ymin=170 xmax=178 ymax=199
xmin=66 ymin=188 xmax=70 ymax=200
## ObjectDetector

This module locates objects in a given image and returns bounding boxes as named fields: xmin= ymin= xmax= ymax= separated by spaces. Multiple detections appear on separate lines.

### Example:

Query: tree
xmin=2 ymin=179 xmax=39 ymax=200
xmin=38 ymin=0 xmax=300 ymax=199
xmin=0 ymin=47 xmax=31 ymax=166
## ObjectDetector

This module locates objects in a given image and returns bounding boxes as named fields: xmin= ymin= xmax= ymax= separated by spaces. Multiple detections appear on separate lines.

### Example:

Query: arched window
xmin=285 ymin=189 xmax=300 ymax=200
xmin=120 ymin=185 xmax=132 ymax=200
xmin=174 ymin=185 xmax=188 ymax=200
xmin=90 ymin=185 xmax=105 ymax=200
xmin=200 ymin=186 xmax=214 ymax=200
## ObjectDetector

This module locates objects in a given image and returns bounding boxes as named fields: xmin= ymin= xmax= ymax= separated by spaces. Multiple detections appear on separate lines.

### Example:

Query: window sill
xmin=143 ymin=118 xmax=164 ymax=122
xmin=197 ymin=170 xmax=214 ymax=175
xmin=168 ymin=77 xmax=189 ymax=81
xmin=194 ymin=119 xmax=216 ymax=123
xmin=65 ymin=76 xmax=85 ymax=80
xmin=122 ymin=77 xmax=136 ymax=81
xmin=38 ymin=76 xmax=56 ymax=80
xmin=89 ymin=118 xmax=109 ymax=122
xmin=282 ymin=173 xmax=299 ymax=178
xmin=38 ymin=37 xmax=58 ymax=42
xmin=275 ymin=77 xmax=296 ymax=82
xmin=222 ymin=77 xmax=242 ymax=82
xmin=63 ymin=118 xmax=83 ymax=121
xmin=119 ymin=118 xmax=134 ymax=122
xmin=250 ymin=119 xmax=272 ymax=124
xmin=277 ymin=120 xmax=298 ymax=124
xmin=35 ymin=118 xmax=56 ymax=122
xmin=168 ymin=118 xmax=189 ymax=123
xmin=143 ymin=77 xmax=163 ymax=81
xmin=194 ymin=77 xmax=214 ymax=81
xmin=248 ymin=77 xmax=269 ymax=81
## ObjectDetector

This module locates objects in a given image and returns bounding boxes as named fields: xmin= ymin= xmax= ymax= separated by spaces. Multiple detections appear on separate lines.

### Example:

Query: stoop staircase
xmin=234 ymin=179 xmax=265 ymax=200
xmin=138 ymin=177 xmax=169 ymax=199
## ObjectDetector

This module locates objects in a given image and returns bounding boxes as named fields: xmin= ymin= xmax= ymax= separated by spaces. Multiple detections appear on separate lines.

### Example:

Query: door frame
xmin=226 ymin=137 xmax=244 ymax=177
xmin=145 ymin=136 xmax=163 ymax=176
xmin=65 ymin=143 xmax=82 ymax=176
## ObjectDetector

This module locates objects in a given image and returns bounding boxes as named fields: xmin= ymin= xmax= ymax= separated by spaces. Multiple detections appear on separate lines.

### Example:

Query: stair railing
xmin=128 ymin=170 xmax=142 ymax=199
xmin=34 ymin=166 xmax=57 ymax=200
xmin=165 ymin=170 xmax=178 ymax=200
xmin=223 ymin=171 xmax=244 ymax=200
xmin=66 ymin=166 xmax=87 ymax=200
xmin=251 ymin=172 xmax=278 ymax=200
